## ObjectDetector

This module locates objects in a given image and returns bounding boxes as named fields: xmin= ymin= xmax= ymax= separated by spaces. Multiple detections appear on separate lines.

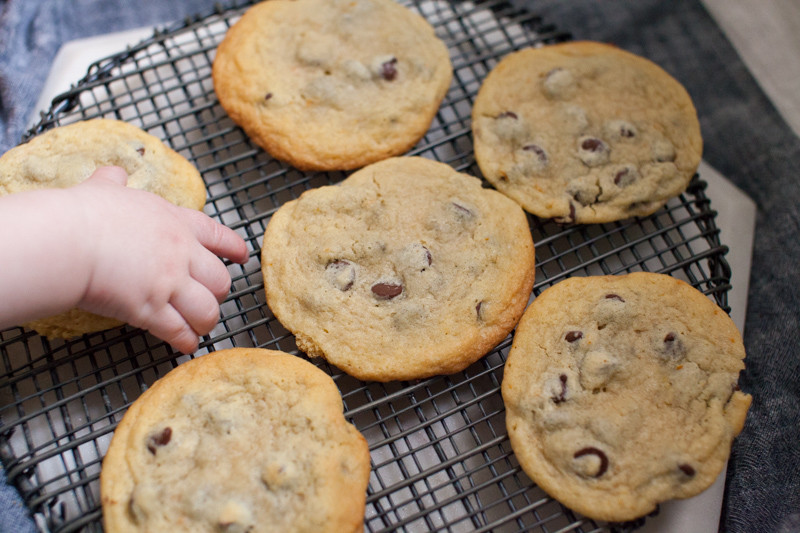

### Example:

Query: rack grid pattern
xmin=0 ymin=1 xmax=730 ymax=532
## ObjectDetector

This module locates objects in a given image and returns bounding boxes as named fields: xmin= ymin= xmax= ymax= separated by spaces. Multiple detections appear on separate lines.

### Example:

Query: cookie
xmin=0 ymin=118 xmax=206 ymax=338
xmin=212 ymin=0 xmax=452 ymax=171
xmin=472 ymin=41 xmax=702 ymax=223
xmin=261 ymin=156 xmax=535 ymax=382
xmin=101 ymin=348 xmax=370 ymax=533
xmin=501 ymin=273 xmax=751 ymax=522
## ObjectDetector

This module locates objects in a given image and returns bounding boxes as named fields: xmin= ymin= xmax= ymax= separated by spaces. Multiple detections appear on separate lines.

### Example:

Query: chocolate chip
xmin=136 ymin=147 xmax=145 ymax=156
xmin=611 ymin=166 xmax=639 ymax=189
xmin=372 ymin=282 xmax=403 ymax=299
xmin=451 ymin=202 xmax=474 ymax=218
xmin=572 ymin=189 xmax=598 ymax=206
xmin=577 ymin=137 xmax=610 ymax=167
xmin=555 ymin=202 xmax=576 ymax=224
xmin=662 ymin=332 xmax=685 ymax=359
xmin=476 ymin=301 xmax=484 ymax=320
xmin=147 ymin=427 xmax=172 ymax=455
xmin=605 ymin=294 xmax=625 ymax=302
xmin=553 ymin=374 xmax=568 ymax=404
xmin=573 ymin=447 xmax=609 ymax=477
xmin=381 ymin=58 xmax=398 ymax=81
xmin=679 ymin=463 xmax=696 ymax=477
xmin=422 ymin=246 xmax=432 ymax=267
xmin=264 ymin=92 xmax=273 ymax=101
xmin=496 ymin=111 xmax=518 ymax=120
xmin=565 ymin=331 xmax=583 ymax=343
xmin=581 ymin=138 xmax=605 ymax=152
xmin=620 ymin=125 xmax=636 ymax=138
xmin=522 ymin=143 xmax=548 ymax=163
xmin=326 ymin=260 xmax=356 ymax=291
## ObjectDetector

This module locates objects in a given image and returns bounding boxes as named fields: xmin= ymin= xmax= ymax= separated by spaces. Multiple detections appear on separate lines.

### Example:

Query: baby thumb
xmin=88 ymin=166 xmax=129 ymax=186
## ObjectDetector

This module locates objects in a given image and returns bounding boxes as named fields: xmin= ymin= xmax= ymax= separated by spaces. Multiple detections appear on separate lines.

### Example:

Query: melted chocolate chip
xmin=662 ymin=332 xmax=685 ymax=359
xmin=581 ymin=138 xmax=606 ymax=152
xmin=574 ymin=447 xmax=609 ymax=477
xmin=522 ymin=143 xmax=548 ymax=163
xmin=620 ymin=125 xmax=636 ymax=138
xmin=605 ymin=294 xmax=625 ymax=302
xmin=565 ymin=331 xmax=583 ymax=343
xmin=422 ymin=246 xmax=432 ymax=267
xmin=555 ymin=202 xmax=576 ymax=225
xmin=326 ymin=260 xmax=356 ymax=291
xmin=553 ymin=374 xmax=568 ymax=404
xmin=372 ymin=282 xmax=403 ymax=299
xmin=451 ymin=202 xmax=474 ymax=218
xmin=136 ymin=147 xmax=145 ymax=156
xmin=476 ymin=301 xmax=484 ymax=320
xmin=572 ymin=189 xmax=597 ymax=206
xmin=614 ymin=168 xmax=629 ymax=186
xmin=264 ymin=92 xmax=273 ymax=101
xmin=679 ymin=463 xmax=696 ymax=477
xmin=147 ymin=427 xmax=172 ymax=455
xmin=496 ymin=111 xmax=518 ymax=120
xmin=381 ymin=58 xmax=398 ymax=81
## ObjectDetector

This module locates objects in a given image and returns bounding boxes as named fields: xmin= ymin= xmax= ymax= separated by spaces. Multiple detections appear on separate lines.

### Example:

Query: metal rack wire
xmin=0 ymin=0 xmax=731 ymax=532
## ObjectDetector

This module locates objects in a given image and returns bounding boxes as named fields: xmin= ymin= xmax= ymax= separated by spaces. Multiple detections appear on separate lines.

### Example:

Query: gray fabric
xmin=1 ymin=0 xmax=798 ymax=532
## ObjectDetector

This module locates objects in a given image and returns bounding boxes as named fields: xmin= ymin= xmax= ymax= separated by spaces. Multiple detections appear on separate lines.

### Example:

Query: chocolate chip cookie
xmin=261 ymin=156 xmax=536 ymax=382
xmin=101 ymin=348 xmax=370 ymax=533
xmin=212 ymin=0 xmax=452 ymax=171
xmin=0 ymin=118 xmax=206 ymax=339
xmin=472 ymin=41 xmax=702 ymax=223
xmin=501 ymin=273 xmax=751 ymax=522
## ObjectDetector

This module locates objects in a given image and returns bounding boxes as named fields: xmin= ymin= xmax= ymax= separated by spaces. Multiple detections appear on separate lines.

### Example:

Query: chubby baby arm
xmin=0 ymin=166 xmax=248 ymax=353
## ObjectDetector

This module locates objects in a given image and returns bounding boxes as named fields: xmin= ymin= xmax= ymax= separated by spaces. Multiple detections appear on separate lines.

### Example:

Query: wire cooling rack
xmin=0 ymin=0 xmax=732 ymax=532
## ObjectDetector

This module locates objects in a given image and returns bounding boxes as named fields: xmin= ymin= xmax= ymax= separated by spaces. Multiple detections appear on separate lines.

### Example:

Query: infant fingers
xmin=181 ymin=208 xmax=249 ymax=264
xmin=169 ymin=280 xmax=222 ymax=337
xmin=86 ymin=165 xmax=128 ymax=186
xmin=190 ymin=248 xmax=234 ymax=304
xmin=141 ymin=304 xmax=201 ymax=355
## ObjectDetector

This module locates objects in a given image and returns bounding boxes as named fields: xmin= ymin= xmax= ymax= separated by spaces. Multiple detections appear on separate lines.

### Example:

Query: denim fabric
xmin=0 ymin=0 xmax=222 ymax=154
xmin=1 ymin=0 xmax=799 ymax=532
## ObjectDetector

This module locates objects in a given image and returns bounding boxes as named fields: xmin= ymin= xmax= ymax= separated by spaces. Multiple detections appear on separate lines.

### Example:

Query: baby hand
xmin=71 ymin=166 xmax=248 ymax=353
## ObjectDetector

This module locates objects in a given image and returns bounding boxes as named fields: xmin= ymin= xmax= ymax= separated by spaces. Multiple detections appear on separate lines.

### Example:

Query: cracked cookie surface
xmin=472 ymin=41 xmax=702 ymax=223
xmin=501 ymin=273 xmax=751 ymax=522
xmin=261 ymin=156 xmax=535 ymax=382
xmin=0 ymin=118 xmax=206 ymax=338
xmin=101 ymin=348 xmax=370 ymax=533
xmin=212 ymin=0 xmax=452 ymax=171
